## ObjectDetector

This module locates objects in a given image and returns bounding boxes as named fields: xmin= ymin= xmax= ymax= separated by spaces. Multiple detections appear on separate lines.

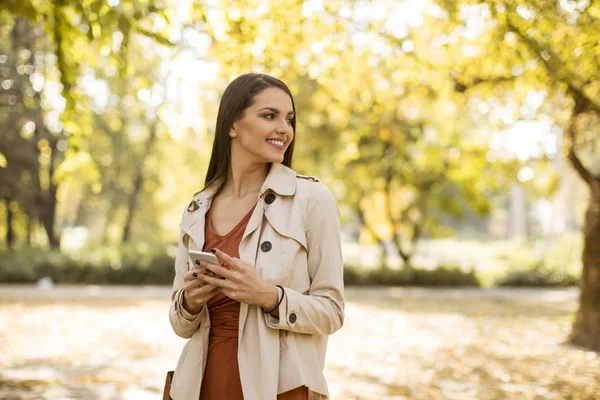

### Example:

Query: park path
xmin=0 ymin=285 xmax=597 ymax=400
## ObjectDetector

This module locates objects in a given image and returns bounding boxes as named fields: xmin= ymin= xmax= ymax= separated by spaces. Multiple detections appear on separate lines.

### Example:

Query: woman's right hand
xmin=182 ymin=269 xmax=218 ymax=314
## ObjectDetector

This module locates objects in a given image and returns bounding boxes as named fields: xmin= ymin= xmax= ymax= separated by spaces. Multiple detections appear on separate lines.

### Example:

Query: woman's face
xmin=229 ymin=87 xmax=295 ymax=165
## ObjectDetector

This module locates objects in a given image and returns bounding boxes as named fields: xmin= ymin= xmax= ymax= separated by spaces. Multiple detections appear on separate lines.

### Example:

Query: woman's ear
xmin=229 ymin=123 xmax=238 ymax=138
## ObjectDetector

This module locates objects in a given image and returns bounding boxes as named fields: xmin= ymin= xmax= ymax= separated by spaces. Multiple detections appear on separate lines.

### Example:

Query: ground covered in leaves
xmin=0 ymin=285 xmax=597 ymax=399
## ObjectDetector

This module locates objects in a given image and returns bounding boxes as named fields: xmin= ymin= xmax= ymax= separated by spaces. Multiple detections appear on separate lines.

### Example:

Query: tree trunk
xmin=356 ymin=206 xmax=388 ymax=267
xmin=397 ymin=248 xmax=412 ymax=267
xmin=121 ymin=170 xmax=143 ymax=242
xmin=102 ymin=202 xmax=118 ymax=245
xmin=5 ymin=198 xmax=15 ymax=249
xmin=26 ymin=214 xmax=33 ymax=247
xmin=570 ymin=181 xmax=600 ymax=351
xmin=39 ymin=145 xmax=60 ymax=249
xmin=121 ymin=113 xmax=160 ymax=242
xmin=39 ymin=199 xmax=59 ymax=249
xmin=562 ymin=108 xmax=600 ymax=351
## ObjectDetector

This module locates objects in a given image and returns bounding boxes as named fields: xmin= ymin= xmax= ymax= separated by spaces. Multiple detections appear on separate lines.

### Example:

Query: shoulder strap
xmin=296 ymin=174 xmax=320 ymax=182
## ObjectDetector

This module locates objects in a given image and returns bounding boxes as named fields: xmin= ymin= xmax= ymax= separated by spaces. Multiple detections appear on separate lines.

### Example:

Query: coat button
xmin=265 ymin=193 xmax=276 ymax=204
xmin=261 ymin=241 xmax=272 ymax=252
xmin=289 ymin=313 xmax=297 ymax=323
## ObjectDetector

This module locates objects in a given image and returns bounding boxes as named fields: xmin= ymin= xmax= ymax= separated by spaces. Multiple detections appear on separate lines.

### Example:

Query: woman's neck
xmin=222 ymin=162 xmax=269 ymax=198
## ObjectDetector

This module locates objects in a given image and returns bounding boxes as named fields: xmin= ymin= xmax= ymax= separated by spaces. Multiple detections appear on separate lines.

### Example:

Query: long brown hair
xmin=203 ymin=73 xmax=296 ymax=192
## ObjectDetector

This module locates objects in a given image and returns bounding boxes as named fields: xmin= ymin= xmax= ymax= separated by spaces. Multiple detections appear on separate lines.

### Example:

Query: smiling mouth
xmin=266 ymin=139 xmax=286 ymax=150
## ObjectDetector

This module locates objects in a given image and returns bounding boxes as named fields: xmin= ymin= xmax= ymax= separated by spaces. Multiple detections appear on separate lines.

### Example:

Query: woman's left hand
xmin=197 ymin=248 xmax=279 ymax=310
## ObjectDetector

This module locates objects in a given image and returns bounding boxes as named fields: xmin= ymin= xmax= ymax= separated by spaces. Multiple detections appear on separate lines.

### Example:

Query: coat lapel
xmin=178 ymin=182 xmax=220 ymax=250
xmin=179 ymin=163 xmax=298 ymax=251
xmin=239 ymin=163 xmax=297 ymax=248
xmin=180 ymin=207 xmax=208 ymax=250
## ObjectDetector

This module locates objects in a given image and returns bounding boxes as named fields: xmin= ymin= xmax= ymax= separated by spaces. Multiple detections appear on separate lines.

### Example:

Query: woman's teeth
xmin=266 ymin=139 xmax=285 ymax=149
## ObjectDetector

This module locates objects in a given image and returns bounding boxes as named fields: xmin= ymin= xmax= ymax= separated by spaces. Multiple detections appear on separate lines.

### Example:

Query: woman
xmin=168 ymin=73 xmax=345 ymax=400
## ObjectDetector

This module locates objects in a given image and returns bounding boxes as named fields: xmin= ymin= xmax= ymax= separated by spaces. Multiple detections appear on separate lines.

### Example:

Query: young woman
xmin=168 ymin=73 xmax=345 ymax=400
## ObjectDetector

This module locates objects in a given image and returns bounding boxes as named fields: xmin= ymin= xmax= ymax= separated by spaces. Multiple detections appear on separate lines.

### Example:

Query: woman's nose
xmin=276 ymin=120 xmax=291 ymax=133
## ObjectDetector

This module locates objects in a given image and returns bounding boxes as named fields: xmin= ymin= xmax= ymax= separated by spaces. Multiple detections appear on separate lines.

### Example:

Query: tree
xmin=328 ymin=46 xmax=499 ymax=266
xmin=0 ymin=15 xmax=62 ymax=248
xmin=200 ymin=1 xmax=504 ymax=267
xmin=1 ymin=0 xmax=183 ymax=247
xmin=435 ymin=0 xmax=600 ymax=350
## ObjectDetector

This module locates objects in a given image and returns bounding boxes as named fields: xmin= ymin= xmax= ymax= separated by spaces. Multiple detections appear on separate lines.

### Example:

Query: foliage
xmin=0 ymin=242 xmax=578 ymax=288
xmin=0 ymin=245 xmax=173 ymax=284
xmin=344 ymin=264 xmax=481 ymax=287
xmin=496 ymin=264 xmax=579 ymax=287
xmin=1 ymin=0 xmax=569 ymax=254
xmin=0 ymin=0 xmax=208 ymax=248
xmin=431 ymin=0 xmax=600 ymax=168
xmin=494 ymin=233 xmax=582 ymax=287
xmin=1 ymin=246 xmax=482 ymax=286
xmin=196 ymin=1 xmax=517 ymax=266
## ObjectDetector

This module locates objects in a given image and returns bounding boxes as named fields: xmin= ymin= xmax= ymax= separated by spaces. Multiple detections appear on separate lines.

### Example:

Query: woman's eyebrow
xmin=258 ymin=106 xmax=294 ymax=116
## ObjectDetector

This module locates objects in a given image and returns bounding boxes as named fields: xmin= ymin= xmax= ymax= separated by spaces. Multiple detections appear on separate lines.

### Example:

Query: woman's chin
xmin=263 ymin=153 xmax=285 ymax=163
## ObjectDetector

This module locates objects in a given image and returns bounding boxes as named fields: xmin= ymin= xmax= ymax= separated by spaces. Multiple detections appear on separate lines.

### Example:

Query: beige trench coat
xmin=168 ymin=163 xmax=345 ymax=400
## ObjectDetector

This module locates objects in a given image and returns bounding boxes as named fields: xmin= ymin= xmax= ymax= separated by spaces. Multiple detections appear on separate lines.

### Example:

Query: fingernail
xmin=192 ymin=272 xmax=198 ymax=278
xmin=210 ymin=248 xmax=216 ymax=253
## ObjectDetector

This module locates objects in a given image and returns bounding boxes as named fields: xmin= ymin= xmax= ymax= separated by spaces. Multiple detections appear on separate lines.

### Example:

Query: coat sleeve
xmin=168 ymin=212 xmax=204 ymax=339
xmin=264 ymin=183 xmax=345 ymax=335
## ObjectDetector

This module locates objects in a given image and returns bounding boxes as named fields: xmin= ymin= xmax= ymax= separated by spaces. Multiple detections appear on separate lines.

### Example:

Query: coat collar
xmin=259 ymin=162 xmax=297 ymax=197
xmin=183 ymin=163 xmax=297 ymax=233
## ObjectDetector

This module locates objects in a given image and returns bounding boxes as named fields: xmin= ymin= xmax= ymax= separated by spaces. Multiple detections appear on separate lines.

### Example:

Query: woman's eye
xmin=286 ymin=119 xmax=293 ymax=125
xmin=263 ymin=114 xmax=274 ymax=120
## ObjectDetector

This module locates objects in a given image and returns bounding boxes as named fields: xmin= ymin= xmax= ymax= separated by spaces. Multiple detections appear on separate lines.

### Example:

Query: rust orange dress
xmin=199 ymin=204 xmax=308 ymax=400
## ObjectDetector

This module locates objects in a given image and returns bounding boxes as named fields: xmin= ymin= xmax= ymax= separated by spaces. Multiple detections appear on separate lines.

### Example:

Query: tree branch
xmin=565 ymin=111 xmax=594 ymax=187
xmin=495 ymin=4 xmax=599 ymax=186
xmin=505 ymin=16 xmax=600 ymax=115
xmin=452 ymin=74 xmax=518 ymax=93
xmin=410 ymin=219 xmax=425 ymax=255
xmin=567 ymin=149 xmax=594 ymax=187
xmin=565 ymin=82 xmax=600 ymax=116
xmin=354 ymin=188 xmax=392 ymax=266
xmin=356 ymin=205 xmax=381 ymax=243
xmin=135 ymin=27 xmax=173 ymax=47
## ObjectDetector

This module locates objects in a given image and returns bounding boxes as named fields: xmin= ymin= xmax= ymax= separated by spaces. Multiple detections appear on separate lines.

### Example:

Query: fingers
xmin=182 ymin=283 xmax=217 ymax=311
xmin=183 ymin=268 xmax=207 ymax=281
xmin=198 ymin=272 xmax=235 ymax=289
xmin=184 ymin=269 xmax=218 ymax=289
xmin=211 ymin=249 xmax=240 ymax=270
xmin=184 ymin=280 xmax=216 ymax=295
xmin=200 ymin=260 xmax=234 ymax=280
xmin=198 ymin=283 xmax=218 ymax=294
xmin=184 ymin=279 xmax=205 ymax=291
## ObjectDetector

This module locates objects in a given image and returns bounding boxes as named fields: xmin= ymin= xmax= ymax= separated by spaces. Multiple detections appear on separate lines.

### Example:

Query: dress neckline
xmin=207 ymin=203 xmax=257 ymax=239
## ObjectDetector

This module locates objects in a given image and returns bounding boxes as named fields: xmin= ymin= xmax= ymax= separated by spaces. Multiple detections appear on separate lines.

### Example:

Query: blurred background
xmin=0 ymin=0 xmax=599 ymax=399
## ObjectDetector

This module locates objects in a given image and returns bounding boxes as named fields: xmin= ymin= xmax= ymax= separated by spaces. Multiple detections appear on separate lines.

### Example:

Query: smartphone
xmin=188 ymin=250 xmax=224 ymax=279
